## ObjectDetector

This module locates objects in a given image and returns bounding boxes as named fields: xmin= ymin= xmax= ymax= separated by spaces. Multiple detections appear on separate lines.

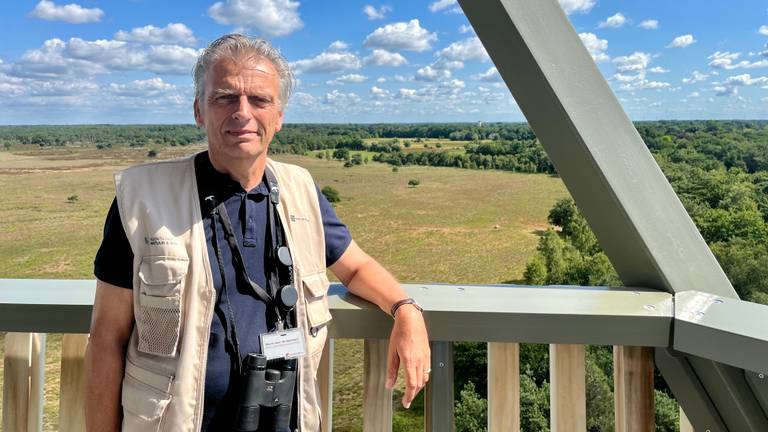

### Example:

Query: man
xmin=86 ymin=34 xmax=430 ymax=431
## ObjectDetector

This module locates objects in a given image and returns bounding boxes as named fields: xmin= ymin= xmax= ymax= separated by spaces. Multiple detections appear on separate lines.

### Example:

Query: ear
xmin=275 ymin=110 xmax=284 ymax=133
xmin=193 ymin=98 xmax=204 ymax=128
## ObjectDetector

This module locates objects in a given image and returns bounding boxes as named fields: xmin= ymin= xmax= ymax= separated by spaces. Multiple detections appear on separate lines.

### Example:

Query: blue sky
xmin=1 ymin=0 xmax=768 ymax=124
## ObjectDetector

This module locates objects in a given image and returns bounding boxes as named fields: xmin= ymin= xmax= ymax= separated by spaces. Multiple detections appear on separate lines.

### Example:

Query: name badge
xmin=260 ymin=328 xmax=307 ymax=360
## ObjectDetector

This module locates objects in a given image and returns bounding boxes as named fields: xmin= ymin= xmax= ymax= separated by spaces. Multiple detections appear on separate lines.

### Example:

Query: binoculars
xmin=233 ymin=354 xmax=297 ymax=432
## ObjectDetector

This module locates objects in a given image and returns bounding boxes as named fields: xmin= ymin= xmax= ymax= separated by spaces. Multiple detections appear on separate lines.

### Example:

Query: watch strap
xmin=390 ymin=298 xmax=423 ymax=317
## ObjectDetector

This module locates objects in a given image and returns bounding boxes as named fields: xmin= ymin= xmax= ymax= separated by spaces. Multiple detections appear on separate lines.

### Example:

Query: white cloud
xmin=108 ymin=78 xmax=175 ymax=96
xmin=326 ymin=74 xmax=367 ymax=85
xmin=363 ymin=49 xmax=408 ymax=67
xmin=558 ymin=0 xmax=596 ymax=15
xmin=370 ymin=86 xmax=392 ymax=98
xmin=708 ymin=51 xmax=742 ymax=69
xmin=608 ymin=52 xmax=673 ymax=91
xmin=328 ymin=41 xmax=349 ymax=51
xmin=617 ymin=80 xmax=671 ymax=91
xmin=708 ymin=51 xmax=768 ymax=70
xmin=363 ymin=5 xmax=391 ymax=20
xmin=759 ymin=25 xmax=768 ymax=36
xmin=290 ymin=91 xmax=319 ymax=108
xmin=668 ymin=34 xmax=696 ymax=48
xmin=324 ymin=89 xmax=360 ymax=105
xmin=598 ymin=13 xmax=627 ymax=29
xmin=613 ymin=52 xmax=652 ymax=73
xmin=724 ymin=73 xmax=768 ymax=86
xmin=579 ymin=33 xmax=609 ymax=62
xmin=682 ymin=70 xmax=709 ymax=84
xmin=459 ymin=24 xmax=474 ymax=35
xmin=435 ymin=37 xmax=489 ymax=62
xmin=433 ymin=58 xmax=464 ymax=70
xmin=612 ymin=73 xmax=643 ymax=83
xmin=364 ymin=19 xmax=437 ymax=52
xmin=115 ymin=23 xmax=196 ymax=46
xmin=429 ymin=0 xmax=456 ymax=13
xmin=398 ymin=88 xmax=418 ymax=100
xmin=689 ymin=92 xmax=700 ymax=97
xmin=471 ymin=67 xmax=502 ymax=82
xmin=415 ymin=66 xmax=451 ymax=82
xmin=10 ymin=38 xmax=201 ymax=78
xmin=639 ymin=20 xmax=659 ymax=30
xmin=291 ymin=51 xmax=361 ymax=74
xmin=714 ymin=85 xmax=737 ymax=96
xmin=393 ymin=74 xmax=413 ymax=82
xmin=376 ymin=77 xmax=387 ymax=83
xmin=31 ymin=1 xmax=103 ymax=24
xmin=207 ymin=0 xmax=303 ymax=37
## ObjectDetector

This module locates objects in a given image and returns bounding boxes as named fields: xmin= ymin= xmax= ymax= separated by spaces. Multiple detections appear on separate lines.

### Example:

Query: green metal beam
xmin=675 ymin=291 xmax=768 ymax=374
xmin=456 ymin=0 xmax=765 ymax=429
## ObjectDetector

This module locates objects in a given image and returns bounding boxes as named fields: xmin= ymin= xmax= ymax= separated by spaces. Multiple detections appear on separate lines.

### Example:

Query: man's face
xmin=194 ymin=58 xmax=284 ymax=163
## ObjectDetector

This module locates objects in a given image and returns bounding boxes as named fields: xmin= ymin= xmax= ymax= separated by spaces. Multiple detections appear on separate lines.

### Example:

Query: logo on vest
xmin=290 ymin=214 xmax=310 ymax=222
xmin=144 ymin=236 xmax=180 ymax=246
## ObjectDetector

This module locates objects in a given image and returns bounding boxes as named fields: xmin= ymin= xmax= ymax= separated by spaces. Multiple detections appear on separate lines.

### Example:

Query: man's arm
xmin=329 ymin=240 xmax=430 ymax=409
xmin=85 ymin=279 xmax=134 ymax=432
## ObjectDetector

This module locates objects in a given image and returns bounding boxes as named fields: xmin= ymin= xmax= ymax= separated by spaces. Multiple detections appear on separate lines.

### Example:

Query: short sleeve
xmin=316 ymin=185 xmax=352 ymax=267
xmin=93 ymin=198 xmax=135 ymax=289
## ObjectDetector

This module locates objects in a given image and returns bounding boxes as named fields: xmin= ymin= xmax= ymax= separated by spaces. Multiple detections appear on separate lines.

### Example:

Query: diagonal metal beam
xmin=457 ymin=0 xmax=767 ymax=429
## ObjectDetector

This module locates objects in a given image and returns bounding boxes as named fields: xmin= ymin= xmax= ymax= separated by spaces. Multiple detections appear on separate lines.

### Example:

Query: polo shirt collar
xmin=195 ymin=151 xmax=269 ymax=197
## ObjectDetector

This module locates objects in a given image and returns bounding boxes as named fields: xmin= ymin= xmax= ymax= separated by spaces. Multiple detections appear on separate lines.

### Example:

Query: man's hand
xmin=385 ymin=305 xmax=431 ymax=409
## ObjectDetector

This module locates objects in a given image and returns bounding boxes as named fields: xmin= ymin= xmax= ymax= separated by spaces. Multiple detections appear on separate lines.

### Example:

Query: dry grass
xmin=0 ymin=145 xmax=568 ymax=431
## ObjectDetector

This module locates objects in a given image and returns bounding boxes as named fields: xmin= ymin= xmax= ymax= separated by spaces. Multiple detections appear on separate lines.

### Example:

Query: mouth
xmin=227 ymin=129 xmax=259 ymax=137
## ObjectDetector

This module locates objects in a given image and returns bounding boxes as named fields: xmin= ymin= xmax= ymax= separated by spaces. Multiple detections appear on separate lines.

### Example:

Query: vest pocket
xmin=121 ymin=360 xmax=173 ymax=431
xmin=301 ymin=272 xmax=332 ymax=358
xmin=137 ymin=255 xmax=188 ymax=357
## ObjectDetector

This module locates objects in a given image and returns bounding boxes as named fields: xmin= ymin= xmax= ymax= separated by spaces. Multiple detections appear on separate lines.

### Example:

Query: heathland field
xmin=0 ymin=144 xmax=567 ymax=431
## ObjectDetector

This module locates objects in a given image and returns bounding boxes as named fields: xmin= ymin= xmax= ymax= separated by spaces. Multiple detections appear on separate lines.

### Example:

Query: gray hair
xmin=193 ymin=34 xmax=294 ymax=108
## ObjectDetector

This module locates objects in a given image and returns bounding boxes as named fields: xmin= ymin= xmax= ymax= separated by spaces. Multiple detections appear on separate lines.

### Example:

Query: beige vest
xmin=114 ymin=154 xmax=332 ymax=432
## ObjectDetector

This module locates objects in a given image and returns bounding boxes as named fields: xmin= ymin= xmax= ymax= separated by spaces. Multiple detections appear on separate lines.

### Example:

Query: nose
xmin=232 ymin=95 xmax=250 ymax=121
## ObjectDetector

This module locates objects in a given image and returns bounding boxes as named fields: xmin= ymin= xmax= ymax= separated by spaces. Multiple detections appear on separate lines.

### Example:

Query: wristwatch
xmin=390 ymin=298 xmax=423 ymax=317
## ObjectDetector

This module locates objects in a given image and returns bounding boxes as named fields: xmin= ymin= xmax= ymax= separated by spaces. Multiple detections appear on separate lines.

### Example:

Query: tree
xmin=520 ymin=370 xmax=550 ymax=431
xmin=408 ymin=179 xmax=420 ymax=187
xmin=321 ymin=186 xmax=340 ymax=203
xmin=333 ymin=148 xmax=350 ymax=160
xmin=455 ymin=382 xmax=487 ymax=432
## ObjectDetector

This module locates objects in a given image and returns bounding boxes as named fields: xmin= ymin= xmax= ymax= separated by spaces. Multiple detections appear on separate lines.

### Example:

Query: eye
xmin=213 ymin=94 xmax=238 ymax=104
xmin=248 ymin=96 xmax=272 ymax=108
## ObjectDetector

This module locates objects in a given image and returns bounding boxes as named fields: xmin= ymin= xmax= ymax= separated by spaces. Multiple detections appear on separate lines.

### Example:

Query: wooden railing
xmin=2 ymin=280 xmax=710 ymax=431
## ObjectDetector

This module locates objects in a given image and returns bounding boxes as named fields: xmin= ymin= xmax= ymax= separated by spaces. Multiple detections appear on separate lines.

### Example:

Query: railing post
xmin=318 ymin=338 xmax=334 ymax=432
xmin=488 ymin=342 xmax=520 ymax=432
xmin=59 ymin=334 xmax=89 ymax=432
xmin=363 ymin=339 xmax=392 ymax=432
xmin=2 ymin=332 xmax=45 ymax=432
xmin=549 ymin=344 xmax=586 ymax=432
xmin=614 ymin=346 xmax=655 ymax=432
xmin=425 ymin=341 xmax=454 ymax=432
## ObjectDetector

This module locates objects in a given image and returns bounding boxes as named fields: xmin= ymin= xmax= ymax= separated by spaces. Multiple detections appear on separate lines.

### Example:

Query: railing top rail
xmin=0 ymin=278 xmax=673 ymax=346
xmin=330 ymin=283 xmax=672 ymax=346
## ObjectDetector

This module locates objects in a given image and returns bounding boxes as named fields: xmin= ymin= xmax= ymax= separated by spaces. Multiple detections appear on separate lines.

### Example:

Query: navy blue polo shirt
xmin=94 ymin=151 xmax=351 ymax=431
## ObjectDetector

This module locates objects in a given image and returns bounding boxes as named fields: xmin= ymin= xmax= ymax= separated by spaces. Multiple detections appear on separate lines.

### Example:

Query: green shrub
xmin=321 ymin=186 xmax=341 ymax=203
